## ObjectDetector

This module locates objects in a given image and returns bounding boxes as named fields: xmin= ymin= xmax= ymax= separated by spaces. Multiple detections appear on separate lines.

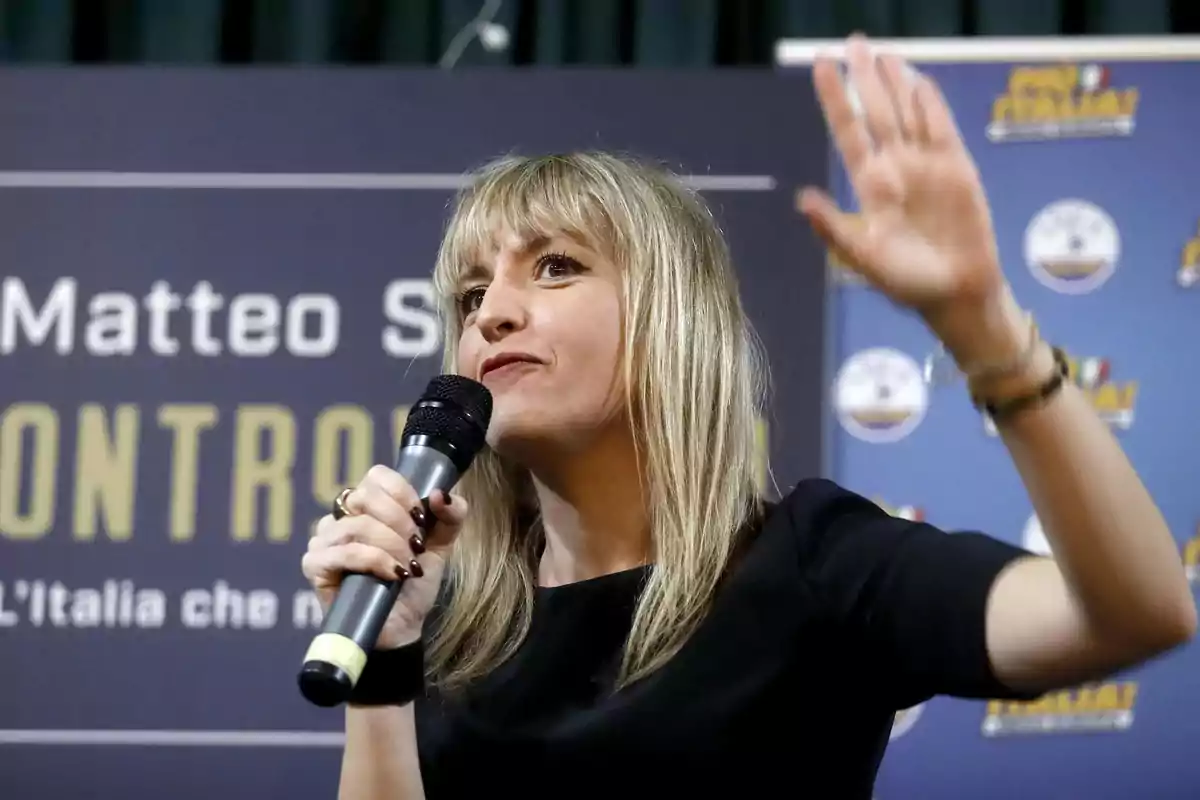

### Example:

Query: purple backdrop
xmin=0 ymin=69 xmax=830 ymax=798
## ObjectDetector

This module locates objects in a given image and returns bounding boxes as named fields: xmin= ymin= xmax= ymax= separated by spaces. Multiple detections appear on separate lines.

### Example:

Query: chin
xmin=485 ymin=409 xmax=593 ymax=462
xmin=486 ymin=407 xmax=549 ymax=449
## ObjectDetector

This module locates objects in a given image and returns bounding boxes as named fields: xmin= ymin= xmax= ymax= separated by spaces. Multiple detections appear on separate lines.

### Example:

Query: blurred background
xmin=1 ymin=1 xmax=1198 ymax=799
xmin=0 ymin=0 xmax=1195 ymax=65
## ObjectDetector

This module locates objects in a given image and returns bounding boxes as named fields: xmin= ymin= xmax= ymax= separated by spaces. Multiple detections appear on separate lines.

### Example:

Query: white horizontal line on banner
xmin=0 ymin=729 xmax=345 ymax=747
xmin=0 ymin=171 xmax=777 ymax=192
xmin=775 ymin=35 xmax=1200 ymax=65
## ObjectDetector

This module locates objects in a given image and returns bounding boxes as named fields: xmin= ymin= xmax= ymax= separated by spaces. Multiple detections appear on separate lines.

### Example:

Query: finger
xmin=912 ymin=72 xmax=962 ymax=151
xmin=909 ymin=73 xmax=932 ymax=144
xmin=797 ymin=188 xmax=875 ymax=280
xmin=429 ymin=490 xmax=468 ymax=525
xmin=844 ymin=35 xmax=900 ymax=149
xmin=424 ymin=490 xmax=468 ymax=550
xmin=312 ymin=512 xmax=358 ymax=548
xmin=313 ymin=513 xmax=338 ymax=543
xmin=876 ymin=53 xmax=919 ymax=142
xmin=330 ymin=514 xmax=419 ymax=562
xmin=301 ymin=541 xmax=409 ymax=586
xmin=309 ymin=514 xmax=430 ymax=581
xmin=355 ymin=482 xmax=423 ymax=538
xmin=812 ymin=56 xmax=872 ymax=174
xmin=362 ymin=464 xmax=421 ymax=513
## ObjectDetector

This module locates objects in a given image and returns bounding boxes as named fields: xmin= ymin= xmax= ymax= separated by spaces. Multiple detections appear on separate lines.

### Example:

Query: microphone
xmin=297 ymin=374 xmax=493 ymax=708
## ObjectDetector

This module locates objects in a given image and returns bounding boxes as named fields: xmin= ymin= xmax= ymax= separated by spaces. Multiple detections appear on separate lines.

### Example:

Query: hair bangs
xmin=434 ymin=156 xmax=622 ymax=310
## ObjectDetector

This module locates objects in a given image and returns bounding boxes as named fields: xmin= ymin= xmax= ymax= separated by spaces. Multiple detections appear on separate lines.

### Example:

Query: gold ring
xmin=331 ymin=487 xmax=356 ymax=521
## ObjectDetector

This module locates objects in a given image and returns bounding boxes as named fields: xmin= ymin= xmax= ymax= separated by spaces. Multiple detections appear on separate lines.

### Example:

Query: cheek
xmin=455 ymin=330 xmax=479 ymax=377
xmin=557 ymin=299 xmax=624 ymax=400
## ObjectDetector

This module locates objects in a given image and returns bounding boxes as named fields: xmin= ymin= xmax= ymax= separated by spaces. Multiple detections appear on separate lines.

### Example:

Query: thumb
xmin=425 ymin=490 xmax=467 ymax=554
xmin=797 ymin=187 xmax=872 ymax=278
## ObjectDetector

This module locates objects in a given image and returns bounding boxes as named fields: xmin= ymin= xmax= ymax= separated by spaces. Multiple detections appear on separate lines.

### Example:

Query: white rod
xmin=0 ymin=729 xmax=345 ymax=747
xmin=0 ymin=171 xmax=776 ymax=192
xmin=775 ymin=35 xmax=1200 ymax=65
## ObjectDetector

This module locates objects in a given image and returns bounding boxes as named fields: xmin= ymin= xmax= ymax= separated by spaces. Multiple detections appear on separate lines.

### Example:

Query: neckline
xmin=536 ymin=564 xmax=651 ymax=595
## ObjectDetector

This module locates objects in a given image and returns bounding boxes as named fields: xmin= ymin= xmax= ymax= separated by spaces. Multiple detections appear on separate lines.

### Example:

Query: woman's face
xmin=454 ymin=230 xmax=625 ymax=458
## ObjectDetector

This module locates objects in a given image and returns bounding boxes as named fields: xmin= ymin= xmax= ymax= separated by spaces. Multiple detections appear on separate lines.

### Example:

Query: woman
xmin=302 ymin=35 xmax=1195 ymax=798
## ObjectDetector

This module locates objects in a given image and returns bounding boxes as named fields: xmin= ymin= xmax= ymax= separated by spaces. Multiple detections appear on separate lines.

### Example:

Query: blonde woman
xmin=301 ymin=35 xmax=1194 ymax=798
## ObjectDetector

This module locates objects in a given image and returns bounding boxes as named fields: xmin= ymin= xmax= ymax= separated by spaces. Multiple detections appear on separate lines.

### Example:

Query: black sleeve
xmin=783 ymin=478 xmax=1042 ymax=709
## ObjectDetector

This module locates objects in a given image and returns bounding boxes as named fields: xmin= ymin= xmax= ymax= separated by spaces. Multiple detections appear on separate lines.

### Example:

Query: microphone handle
xmin=297 ymin=441 xmax=460 ymax=708
xmin=317 ymin=573 xmax=403 ymax=667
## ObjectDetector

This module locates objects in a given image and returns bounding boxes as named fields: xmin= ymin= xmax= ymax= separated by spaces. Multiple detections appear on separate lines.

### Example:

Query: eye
xmin=536 ymin=252 xmax=583 ymax=280
xmin=456 ymin=286 xmax=487 ymax=319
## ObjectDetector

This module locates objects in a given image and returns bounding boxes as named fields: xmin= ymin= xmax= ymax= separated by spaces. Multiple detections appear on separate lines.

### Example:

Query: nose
xmin=475 ymin=274 xmax=528 ymax=344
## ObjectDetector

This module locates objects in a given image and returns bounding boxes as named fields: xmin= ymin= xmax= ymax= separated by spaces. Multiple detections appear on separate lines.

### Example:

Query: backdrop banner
xmin=779 ymin=39 xmax=1200 ymax=800
xmin=0 ymin=69 xmax=829 ymax=797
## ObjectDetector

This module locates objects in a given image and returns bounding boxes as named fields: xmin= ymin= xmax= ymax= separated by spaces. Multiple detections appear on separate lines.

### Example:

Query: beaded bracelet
xmin=971 ymin=346 xmax=1070 ymax=423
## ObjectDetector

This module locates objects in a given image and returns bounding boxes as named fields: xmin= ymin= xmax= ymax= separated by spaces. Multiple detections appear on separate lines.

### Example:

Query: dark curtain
xmin=0 ymin=0 xmax=1194 ymax=66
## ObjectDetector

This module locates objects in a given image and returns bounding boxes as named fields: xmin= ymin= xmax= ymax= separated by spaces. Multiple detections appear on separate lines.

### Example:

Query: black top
xmin=414 ymin=478 xmax=1039 ymax=798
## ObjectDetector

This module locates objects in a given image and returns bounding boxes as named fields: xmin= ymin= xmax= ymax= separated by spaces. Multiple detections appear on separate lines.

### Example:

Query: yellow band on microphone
xmin=304 ymin=633 xmax=368 ymax=684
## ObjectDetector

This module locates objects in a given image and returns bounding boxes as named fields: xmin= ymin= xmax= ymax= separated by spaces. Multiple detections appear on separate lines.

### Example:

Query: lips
xmin=479 ymin=352 xmax=542 ymax=380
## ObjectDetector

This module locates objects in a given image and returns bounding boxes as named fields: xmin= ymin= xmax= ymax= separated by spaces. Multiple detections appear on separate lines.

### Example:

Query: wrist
xmin=968 ymin=339 xmax=1057 ymax=400
xmin=377 ymin=624 xmax=424 ymax=651
xmin=348 ymin=638 xmax=426 ymax=707
xmin=924 ymin=287 xmax=1028 ymax=371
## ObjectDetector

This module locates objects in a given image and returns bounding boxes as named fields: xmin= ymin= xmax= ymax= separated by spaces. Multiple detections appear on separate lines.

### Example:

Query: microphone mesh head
xmin=402 ymin=375 xmax=493 ymax=470
xmin=420 ymin=374 xmax=493 ymax=430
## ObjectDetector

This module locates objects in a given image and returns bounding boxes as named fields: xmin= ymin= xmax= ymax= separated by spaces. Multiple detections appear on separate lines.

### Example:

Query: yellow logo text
xmin=1182 ymin=525 xmax=1200 ymax=583
xmin=987 ymin=64 xmax=1138 ymax=142
xmin=1064 ymin=353 xmax=1137 ymax=428
xmin=1179 ymin=223 xmax=1200 ymax=288
xmin=983 ymin=681 xmax=1138 ymax=736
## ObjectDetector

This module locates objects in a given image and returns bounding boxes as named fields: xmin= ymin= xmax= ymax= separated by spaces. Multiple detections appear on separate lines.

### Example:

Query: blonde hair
xmin=427 ymin=151 xmax=769 ymax=692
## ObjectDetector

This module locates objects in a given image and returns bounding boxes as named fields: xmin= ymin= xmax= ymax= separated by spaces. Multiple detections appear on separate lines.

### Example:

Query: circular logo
xmin=890 ymin=703 xmax=925 ymax=741
xmin=1022 ymin=513 xmax=1053 ymax=557
xmin=833 ymin=348 xmax=928 ymax=444
xmin=1025 ymin=199 xmax=1120 ymax=295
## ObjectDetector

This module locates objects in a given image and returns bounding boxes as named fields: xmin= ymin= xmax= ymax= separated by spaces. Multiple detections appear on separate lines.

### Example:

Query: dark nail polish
xmin=408 ymin=559 xmax=424 ymax=578
xmin=409 ymin=505 xmax=427 ymax=529
xmin=409 ymin=532 xmax=426 ymax=554
xmin=394 ymin=564 xmax=410 ymax=581
xmin=438 ymin=490 xmax=451 ymax=506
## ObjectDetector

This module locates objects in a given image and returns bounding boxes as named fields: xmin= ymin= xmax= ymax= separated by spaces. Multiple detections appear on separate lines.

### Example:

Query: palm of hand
xmin=800 ymin=36 xmax=1006 ymax=317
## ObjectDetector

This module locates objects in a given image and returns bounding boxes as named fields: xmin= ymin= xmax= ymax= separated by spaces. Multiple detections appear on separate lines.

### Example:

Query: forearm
xmin=997 ymin=357 xmax=1194 ymax=644
xmin=339 ymin=705 xmax=425 ymax=800
xmin=931 ymin=291 xmax=1196 ymax=647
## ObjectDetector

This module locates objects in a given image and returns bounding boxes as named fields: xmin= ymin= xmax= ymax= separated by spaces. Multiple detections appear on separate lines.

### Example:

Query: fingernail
xmin=394 ymin=564 xmax=410 ymax=581
xmin=409 ymin=505 xmax=427 ymax=529
xmin=408 ymin=559 xmax=424 ymax=578
xmin=409 ymin=532 xmax=426 ymax=554
xmin=438 ymin=490 xmax=451 ymax=506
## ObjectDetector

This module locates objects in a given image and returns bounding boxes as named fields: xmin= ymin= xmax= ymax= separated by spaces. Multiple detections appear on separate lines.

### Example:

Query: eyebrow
xmin=457 ymin=263 xmax=492 ymax=287
xmin=456 ymin=235 xmax=557 ymax=288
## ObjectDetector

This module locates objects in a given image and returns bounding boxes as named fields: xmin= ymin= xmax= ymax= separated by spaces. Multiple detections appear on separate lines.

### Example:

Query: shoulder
xmin=753 ymin=477 xmax=901 ymax=560
xmin=767 ymin=476 xmax=883 ymax=531
xmin=751 ymin=477 xmax=1027 ymax=594
xmin=722 ymin=477 xmax=896 ymax=606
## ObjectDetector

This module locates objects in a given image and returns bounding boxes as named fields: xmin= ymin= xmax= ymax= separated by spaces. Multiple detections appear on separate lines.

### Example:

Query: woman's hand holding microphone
xmin=302 ymin=464 xmax=466 ymax=650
